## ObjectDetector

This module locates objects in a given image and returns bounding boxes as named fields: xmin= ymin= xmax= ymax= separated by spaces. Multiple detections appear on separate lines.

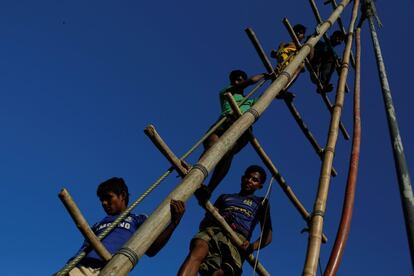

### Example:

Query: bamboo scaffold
xmin=324 ymin=27 xmax=362 ymax=276
xmin=100 ymin=1 xmax=353 ymax=274
xmin=302 ymin=0 xmax=359 ymax=275
xmin=363 ymin=0 xmax=414 ymax=269
xmin=245 ymin=27 xmax=338 ymax=176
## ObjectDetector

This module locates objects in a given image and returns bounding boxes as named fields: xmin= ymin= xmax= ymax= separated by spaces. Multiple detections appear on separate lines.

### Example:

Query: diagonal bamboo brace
xmin=144 ymin=125 xmax=189 ymax=178
xmin=143 ymin=124 xmax=270 ymax=276
xmin=283 ymin=17 xmax=350 ymax=141
xmin=58 ymin=189 xmax=112 ymax=262
xmin=225 ymin=93 xmax=328 ymax=243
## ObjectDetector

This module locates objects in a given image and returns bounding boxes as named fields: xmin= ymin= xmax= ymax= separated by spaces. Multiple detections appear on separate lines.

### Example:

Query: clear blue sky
xmin=1 ymin=1 xmax=413 ymax=275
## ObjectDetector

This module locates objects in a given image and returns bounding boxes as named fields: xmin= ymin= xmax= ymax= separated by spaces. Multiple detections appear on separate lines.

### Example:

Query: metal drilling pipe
xmin=302 ymin=0 xmax=359 ymax=275
xmin=324 ymin=27 xmax=362 ymax=276
xmin=100 ymin=1 xmax=352 ymax=274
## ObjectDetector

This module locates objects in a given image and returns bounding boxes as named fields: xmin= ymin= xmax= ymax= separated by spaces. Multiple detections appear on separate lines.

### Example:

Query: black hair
xmin=293 ymin=24 xmax=306 ymax=35
xmin=331 ymin=30 xmax=345 ymax=41
xmin=229 ymin=69 xmax=248 ymax=83
xmin=244 ymin=165 xmax=267 ymax=184
xmin=97 ymin=177 xmax=130 ymax=205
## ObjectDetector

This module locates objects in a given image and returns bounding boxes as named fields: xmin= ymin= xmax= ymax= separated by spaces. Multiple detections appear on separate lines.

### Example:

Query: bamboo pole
xmin=143 ymin=125 xmax=270 ymax=276
xmin=364 ymin=0 xmax=414 ymax=268
xmin=282 ymin=17 xmax=350 ymax=141
xmin=144 ymin=125 xmax=188 ymax=178
xmin=324 ymin=0 xmax=356 ymax=67
xmin=225 ymin=92 xmax=329 ymax=243
xmin=302 ymin=0 xmax=359 ymax=275
xmin=58 ymin=189 xmax=112 ymax=262
xmin=100 ymin=2 xmax=352 ymax=274
xmin=308 ymin=0 xmax=350 ymax=94
xmin=324 ymin=27 xmax=362 ymax=276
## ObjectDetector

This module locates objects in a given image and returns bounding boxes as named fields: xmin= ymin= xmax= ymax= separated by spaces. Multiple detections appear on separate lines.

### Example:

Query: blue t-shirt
xmin=202 ymin=193 xmax=272 ymax=240
xmin=76 ymin=213 xmax=147 ymax=262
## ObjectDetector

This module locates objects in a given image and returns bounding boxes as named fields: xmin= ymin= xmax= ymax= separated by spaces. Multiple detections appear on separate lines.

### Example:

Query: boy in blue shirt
xmin=65 ymin=177 xmax=185 ymax=275
xmin=179 ymin=165 xmax=272 ymax=276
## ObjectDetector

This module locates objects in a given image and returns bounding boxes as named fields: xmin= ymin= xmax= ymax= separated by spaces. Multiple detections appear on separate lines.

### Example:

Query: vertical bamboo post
xmin=324 ymin=27 xmax=362 ymax=276
xmin=100 ymin=1 xmax=351 ymax=274
xmin=302 ymin=0 xmax=359 ymax=275
xmin=364 ymin=0 xmax=414 ymax=269
xmin=58 ymin=189 xmax=112 ymax=261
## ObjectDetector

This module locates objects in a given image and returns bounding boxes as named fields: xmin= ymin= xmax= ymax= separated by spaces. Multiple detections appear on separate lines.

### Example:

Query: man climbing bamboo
xmin=59 ymin=177 xmax=185 ymax=275
xmin=195 ymin=70 xmax=270 ymax=202
xmin=309 ymin=30 xmax=345 ymax=93
xmin=179 ymin=165 xmax=272 ymax=276
xmin=270 ymin=23 xmax=307 ymax=94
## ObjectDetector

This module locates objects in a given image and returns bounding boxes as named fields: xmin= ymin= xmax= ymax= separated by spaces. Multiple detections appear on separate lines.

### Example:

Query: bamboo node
xmin=191 ymin=164 xmax=209 ymax=179
xmin=279 ymin=71 xmax=291 ymax=81
xmin=303 ymin=42 xmax=314 ymax=51
xmin=312 ymin=210 xmax=325 ymax=218
xmin=246 ymin=108 xmax=260 ymax=121
xmin=324 ymin=146 xmax=335 ymax=154
xmin=117 ymin=247 xmax=139 ymax=266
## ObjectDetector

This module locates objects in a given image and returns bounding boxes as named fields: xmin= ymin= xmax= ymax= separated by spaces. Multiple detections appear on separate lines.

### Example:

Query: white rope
xmin=252 ymin=177 xmax=274 ymax=275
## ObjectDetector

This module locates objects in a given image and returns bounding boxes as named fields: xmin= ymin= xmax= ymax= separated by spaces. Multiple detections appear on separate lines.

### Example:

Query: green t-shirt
xmin=219 ymin=86 xmax=257 ymax=116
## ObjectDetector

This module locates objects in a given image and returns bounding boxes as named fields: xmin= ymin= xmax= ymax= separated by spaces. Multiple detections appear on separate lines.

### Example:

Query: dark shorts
xmin=194 ymin=226 xmax=245 ymax=276
xmin=203 ymin=116 xmax=251 ymax=153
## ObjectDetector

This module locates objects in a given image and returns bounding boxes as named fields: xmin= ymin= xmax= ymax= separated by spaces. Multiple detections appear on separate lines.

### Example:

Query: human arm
xmin=228 ymin=72 xmax=270 ymax=92
xmin=145 ymin=200 xmax=185 ymax=257
xmin=239 ymin=199 xmax=273 ymax=255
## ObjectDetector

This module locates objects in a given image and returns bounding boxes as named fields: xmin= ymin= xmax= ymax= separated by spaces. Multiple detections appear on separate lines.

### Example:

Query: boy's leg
xmin=207 ymin=151 xmax=235 ymax=192
xmin=178 ymin=238 xmax=209 ymax=276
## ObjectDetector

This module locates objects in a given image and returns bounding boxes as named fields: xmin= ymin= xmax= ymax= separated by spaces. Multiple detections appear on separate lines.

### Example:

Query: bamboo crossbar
xmin=308 ymin=0 xmax=351 ymax=94
xmin=100 ymin=2 xmax=352 ymax=274
xmin=57 ymin=189 xmax=112 ymax=276
xmin=127 ymin=124 xmax=270 ymax=276
xmin=225 ymin=93 xmax=328 ymax=243
xmin=302 ymin=0 xmax=358 ymax=275
xmin=282 ymin=17 xmax=350 ymax=141
xmin=324 ymin=27 xmax=362 ymax=276
xmin=59 ymin=189 xmax=112 ymax=261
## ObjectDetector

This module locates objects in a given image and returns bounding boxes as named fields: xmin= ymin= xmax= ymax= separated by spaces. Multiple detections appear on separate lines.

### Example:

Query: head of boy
xmin=293 ymin=24 xmax=306 ymax=42
xmin=229 ymin=70 xmax=248 ymax=86
xmin=97 ymin=177 xmax=129 ymax=216
xmin=240 ymin=165 xmax=267 ymax=195
xmin=331 ymin=31 xmax=345 ymax=47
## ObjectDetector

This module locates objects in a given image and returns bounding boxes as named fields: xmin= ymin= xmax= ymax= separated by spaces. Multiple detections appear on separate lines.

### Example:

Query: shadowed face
xmin=99 ymin=191 xmax=127 ymax=215
xmin=240 ymin=171 xmax=263 ymax=194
